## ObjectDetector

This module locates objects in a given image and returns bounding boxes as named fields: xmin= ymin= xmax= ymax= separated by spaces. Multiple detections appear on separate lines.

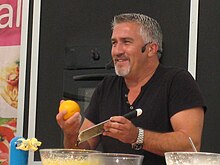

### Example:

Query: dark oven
xmin=63 ymin=45 xmax=115 ymax=114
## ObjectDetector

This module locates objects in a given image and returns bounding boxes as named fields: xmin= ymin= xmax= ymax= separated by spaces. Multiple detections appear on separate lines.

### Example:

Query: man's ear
xmin=148 ymin=43 xmax=159 ymax=57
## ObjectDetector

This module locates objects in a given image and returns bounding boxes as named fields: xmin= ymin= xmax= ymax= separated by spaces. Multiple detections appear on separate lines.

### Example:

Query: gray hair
xmin=112 ymin=13 xmax=163 ymax=57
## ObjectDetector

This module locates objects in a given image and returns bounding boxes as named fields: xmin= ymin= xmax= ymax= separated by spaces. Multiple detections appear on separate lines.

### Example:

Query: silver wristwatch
xmin=132 ymin=127 xmax=144 ymax=150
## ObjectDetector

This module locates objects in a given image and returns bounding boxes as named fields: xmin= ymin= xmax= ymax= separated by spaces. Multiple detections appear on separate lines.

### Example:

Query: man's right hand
xmin=56 ymin=110 xmax=82 ymax=136
xmin=56 ymin=108 xmax=82 ymax=148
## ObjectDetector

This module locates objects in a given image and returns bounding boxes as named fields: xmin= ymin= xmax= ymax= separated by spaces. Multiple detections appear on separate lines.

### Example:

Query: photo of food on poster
xmin=0 ymin=47 xmax=19 ymax=117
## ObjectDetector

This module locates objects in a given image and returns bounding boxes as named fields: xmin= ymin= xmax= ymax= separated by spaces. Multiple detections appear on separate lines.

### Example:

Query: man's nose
xmin=112 ymin=43 xmax=124 ymax=55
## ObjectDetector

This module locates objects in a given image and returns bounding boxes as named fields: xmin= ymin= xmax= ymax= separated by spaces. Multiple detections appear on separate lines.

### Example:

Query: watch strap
xmin=132 ymin=127 xmax=144 ymax=150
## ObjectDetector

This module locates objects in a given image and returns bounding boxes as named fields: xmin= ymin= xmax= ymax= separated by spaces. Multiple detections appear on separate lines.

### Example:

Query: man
xmin=56 ymin=13 xmax=206 ymax=164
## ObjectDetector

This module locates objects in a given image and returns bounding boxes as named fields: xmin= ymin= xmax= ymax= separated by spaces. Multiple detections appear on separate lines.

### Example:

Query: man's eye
xmin=111 ymin=41 xmax=116 ymax=46
xmin=124 ymin=40 xmax=131 ymax=44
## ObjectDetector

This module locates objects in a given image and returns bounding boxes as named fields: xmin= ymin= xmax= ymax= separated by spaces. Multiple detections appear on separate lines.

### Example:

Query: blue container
xmin=9 ymin=137 xmax=28 ymax=165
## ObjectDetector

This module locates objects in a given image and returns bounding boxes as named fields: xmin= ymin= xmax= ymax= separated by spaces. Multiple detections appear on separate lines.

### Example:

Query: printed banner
xmin=0 ymin=0 xmax=22 ymax=164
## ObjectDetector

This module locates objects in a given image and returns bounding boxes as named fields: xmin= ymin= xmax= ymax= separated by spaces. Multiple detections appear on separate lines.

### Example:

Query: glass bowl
xmin=165 ymin=152 xmax=220 ymax=165
xmin=88 ymin=153 xmax=144 ymax=165
xmin=40 ymin=148 xmax=100 ymax=165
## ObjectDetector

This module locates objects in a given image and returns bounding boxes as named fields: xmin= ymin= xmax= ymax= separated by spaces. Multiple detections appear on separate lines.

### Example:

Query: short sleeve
xmin=168 ymin=70 xmax=206 ymax=117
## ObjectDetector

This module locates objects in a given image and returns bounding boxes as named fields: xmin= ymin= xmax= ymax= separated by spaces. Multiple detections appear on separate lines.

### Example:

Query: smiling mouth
xmin=115 ymin=59 xmax=127 ymax=62
xmin=114 ymin=56 xmax=129 ymax=63
xmin=114 ymin=59 xmax=129 ymax=66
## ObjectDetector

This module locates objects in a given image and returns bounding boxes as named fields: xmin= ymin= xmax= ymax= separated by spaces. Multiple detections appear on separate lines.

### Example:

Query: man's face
xmin=111 ymin=22 xmax=147 ymax=78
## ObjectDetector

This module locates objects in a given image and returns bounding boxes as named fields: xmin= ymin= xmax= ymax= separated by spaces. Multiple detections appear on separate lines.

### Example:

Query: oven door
xmin=63 ymin=68 xmax=114 ymax=114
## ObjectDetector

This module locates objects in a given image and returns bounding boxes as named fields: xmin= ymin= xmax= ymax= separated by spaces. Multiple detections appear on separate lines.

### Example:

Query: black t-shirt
xmin=85 ymin=64 xmax=206 ymax=165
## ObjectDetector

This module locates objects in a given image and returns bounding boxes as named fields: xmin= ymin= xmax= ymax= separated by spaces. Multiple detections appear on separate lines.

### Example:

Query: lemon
xmin=59 ymin=100 xmax=80 ymax=120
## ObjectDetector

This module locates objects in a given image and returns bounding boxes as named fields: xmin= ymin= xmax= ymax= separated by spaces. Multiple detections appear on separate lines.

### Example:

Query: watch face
xmin=132 ymin=143 xmax=143 ymax=150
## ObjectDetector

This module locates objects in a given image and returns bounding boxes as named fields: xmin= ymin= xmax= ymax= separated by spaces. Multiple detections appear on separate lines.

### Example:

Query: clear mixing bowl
xmin=88 ymin=153 xmax=144 ymax=165
xmin=40 ymin=149 xmax=100 ymax=165
xmin=165 ymin=152 xmax=220 ymax=165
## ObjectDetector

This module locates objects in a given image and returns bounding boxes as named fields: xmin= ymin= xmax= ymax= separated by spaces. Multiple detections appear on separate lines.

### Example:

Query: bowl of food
xmin=40 ymin=149 xmax=100 ymax=165
xmin=165 ymin=152 xmax=220 ymax=165
xmin=88 ymin=153 xmax=144 ymax=165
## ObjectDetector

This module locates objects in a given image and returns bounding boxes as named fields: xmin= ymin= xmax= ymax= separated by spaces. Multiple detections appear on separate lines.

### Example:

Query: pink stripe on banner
xmin=0 ymin=0 xmax=22 ymax=46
